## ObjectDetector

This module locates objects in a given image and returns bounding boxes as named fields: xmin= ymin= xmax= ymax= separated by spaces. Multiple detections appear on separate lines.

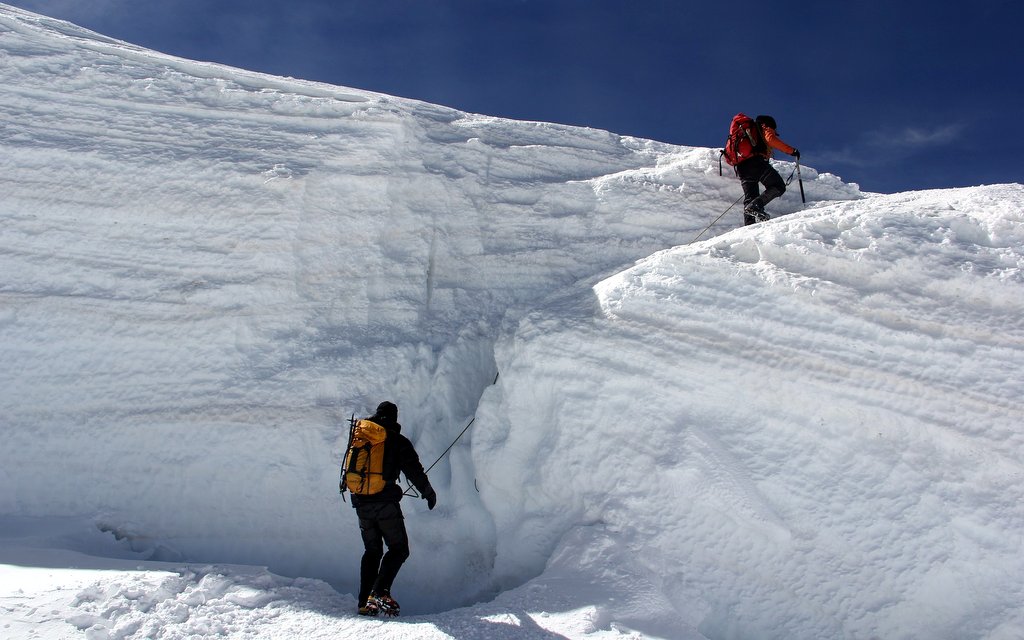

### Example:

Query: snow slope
xmin=1 ymin=4 xmax=1022 ymax=639
xmin=475 ymin=185 xmax=1024 ymax=638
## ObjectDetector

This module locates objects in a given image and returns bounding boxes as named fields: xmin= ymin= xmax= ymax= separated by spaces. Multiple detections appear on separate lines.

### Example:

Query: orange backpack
xmin=341 ymin=418 xmax=388 ymax=496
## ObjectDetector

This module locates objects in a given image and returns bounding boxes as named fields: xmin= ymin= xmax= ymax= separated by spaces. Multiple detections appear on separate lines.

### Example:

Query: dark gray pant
xmin=356 ymin=501 xmax=410 ymax=605
xmin=737 ymin=157 xmax=786 ymax=225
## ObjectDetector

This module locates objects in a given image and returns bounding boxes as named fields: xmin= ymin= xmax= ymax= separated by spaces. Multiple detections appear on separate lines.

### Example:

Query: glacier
xmin=1 ymin=5 xmax=1022 ymax=639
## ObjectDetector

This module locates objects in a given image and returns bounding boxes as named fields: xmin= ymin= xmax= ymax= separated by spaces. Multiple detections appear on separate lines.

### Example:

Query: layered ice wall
xmin=0 ymin=5 xmax=857 ymax=610
xmin=472 ymin=185 xmax=1024 ymax=637
xmin=6 ymin=6 xmax=1023 ymax=638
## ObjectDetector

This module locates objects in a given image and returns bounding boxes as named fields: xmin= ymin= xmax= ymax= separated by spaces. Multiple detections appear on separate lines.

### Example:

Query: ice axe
xmin=796 ymin=157 xmax=806 ymax=203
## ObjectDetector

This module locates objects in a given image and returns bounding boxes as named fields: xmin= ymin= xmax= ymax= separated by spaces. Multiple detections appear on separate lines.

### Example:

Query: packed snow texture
xmin=1 ymin=4 xmax=1022 ymax=639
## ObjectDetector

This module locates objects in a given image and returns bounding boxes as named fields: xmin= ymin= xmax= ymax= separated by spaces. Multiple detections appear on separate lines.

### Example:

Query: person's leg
xmin=358 ymin=517 xmax=384 ymax=607
xmin=372 ymin=505 xmax=411 ymax=595
xmin=737 ymin=159 xmax=765 ymax=225
xmin=757 ymin=164 xmax=787 ymax=208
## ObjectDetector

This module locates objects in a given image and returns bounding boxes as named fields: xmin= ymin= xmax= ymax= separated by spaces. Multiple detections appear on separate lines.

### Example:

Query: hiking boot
xmin=744 ymin=203 xmax=770 ymax=223
xmin=358 ymin=600 xmax=379 ymax=616
xmin=369 ymin=591 xmax=400 ymax=617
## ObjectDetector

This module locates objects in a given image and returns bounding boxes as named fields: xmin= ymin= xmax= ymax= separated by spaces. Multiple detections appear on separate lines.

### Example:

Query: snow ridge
xmin=476 ymin=185 xmax=1024 ymax=637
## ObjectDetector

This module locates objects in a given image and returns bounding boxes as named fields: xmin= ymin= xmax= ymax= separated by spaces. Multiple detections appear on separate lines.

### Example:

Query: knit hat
xmin=755 ymin=115 xmax=777 ymax=130
xmin=374 ymin=401 xmax=398 ymax=422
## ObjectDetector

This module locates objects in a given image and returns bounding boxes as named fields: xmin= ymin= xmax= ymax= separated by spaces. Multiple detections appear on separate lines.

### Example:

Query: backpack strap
xmin=346 ymin=442 xmax=374 ymax=493
xmin=743 ymin=123 xmax=757 ymax=148
xmin=746 ymin=121 xmax=767 ymax=155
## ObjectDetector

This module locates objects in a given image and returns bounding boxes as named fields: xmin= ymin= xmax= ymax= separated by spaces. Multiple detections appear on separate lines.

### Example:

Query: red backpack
xmin=722 ymin=113 xmax=766 ymax=167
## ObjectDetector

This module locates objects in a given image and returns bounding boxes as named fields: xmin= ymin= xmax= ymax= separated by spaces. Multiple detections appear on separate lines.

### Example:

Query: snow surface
xmin=1 ymin=4 xmax=1023 ymax=639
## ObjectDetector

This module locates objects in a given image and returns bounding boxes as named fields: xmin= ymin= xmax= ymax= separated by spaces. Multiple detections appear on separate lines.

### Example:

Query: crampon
xmin=368 ymin=592 xmax=400 ymax=617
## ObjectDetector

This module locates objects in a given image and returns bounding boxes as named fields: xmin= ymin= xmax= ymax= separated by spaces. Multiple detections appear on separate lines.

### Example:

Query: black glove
xmin=791 ymin=148 xmax=800 ymax=159
xmin=423 ymin=487 xmax=437 ymax=510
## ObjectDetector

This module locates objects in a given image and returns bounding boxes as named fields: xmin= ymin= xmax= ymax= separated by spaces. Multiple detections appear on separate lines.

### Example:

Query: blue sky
xmin=9 ymin=0 xmax=1021 ymax=194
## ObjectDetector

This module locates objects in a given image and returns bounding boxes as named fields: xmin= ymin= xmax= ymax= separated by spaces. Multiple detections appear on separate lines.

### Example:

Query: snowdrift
xmin=1 ymin=5 xmax=1022 ymax=639
xmin=475 ymin=185 xmax=1024 ymax=637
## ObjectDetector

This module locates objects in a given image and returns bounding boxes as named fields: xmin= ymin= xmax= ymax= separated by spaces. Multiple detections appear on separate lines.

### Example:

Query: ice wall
xmin=472 ymin=185 xmax=1024 ymax=637
xmin=0 ymin=5 xmax=864 ymax=613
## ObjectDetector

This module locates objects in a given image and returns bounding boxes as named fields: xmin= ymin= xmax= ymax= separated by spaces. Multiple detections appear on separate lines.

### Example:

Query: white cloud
xmin=816 ymin=121 xmax=968 ymax=170
xmin=865 ymin=123 xmax=966 ymax=151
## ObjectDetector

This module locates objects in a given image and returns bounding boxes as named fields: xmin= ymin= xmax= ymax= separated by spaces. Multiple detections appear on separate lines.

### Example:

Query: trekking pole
xmin=687 ymin=192 xmax=745 ymax=245
xmin=796 ymin=158 xmax=806 ymax=203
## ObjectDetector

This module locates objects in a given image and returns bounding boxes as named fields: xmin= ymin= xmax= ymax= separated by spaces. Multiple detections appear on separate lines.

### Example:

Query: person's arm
xmin=763 ymin=126 xmax=798 ymax=157
xmin=399 ymin=437 xmax=437 ymax=509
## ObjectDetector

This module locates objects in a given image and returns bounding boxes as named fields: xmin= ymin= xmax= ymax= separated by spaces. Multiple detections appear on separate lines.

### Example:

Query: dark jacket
xmin=350 ymin=412 xmax=432 ymax=507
